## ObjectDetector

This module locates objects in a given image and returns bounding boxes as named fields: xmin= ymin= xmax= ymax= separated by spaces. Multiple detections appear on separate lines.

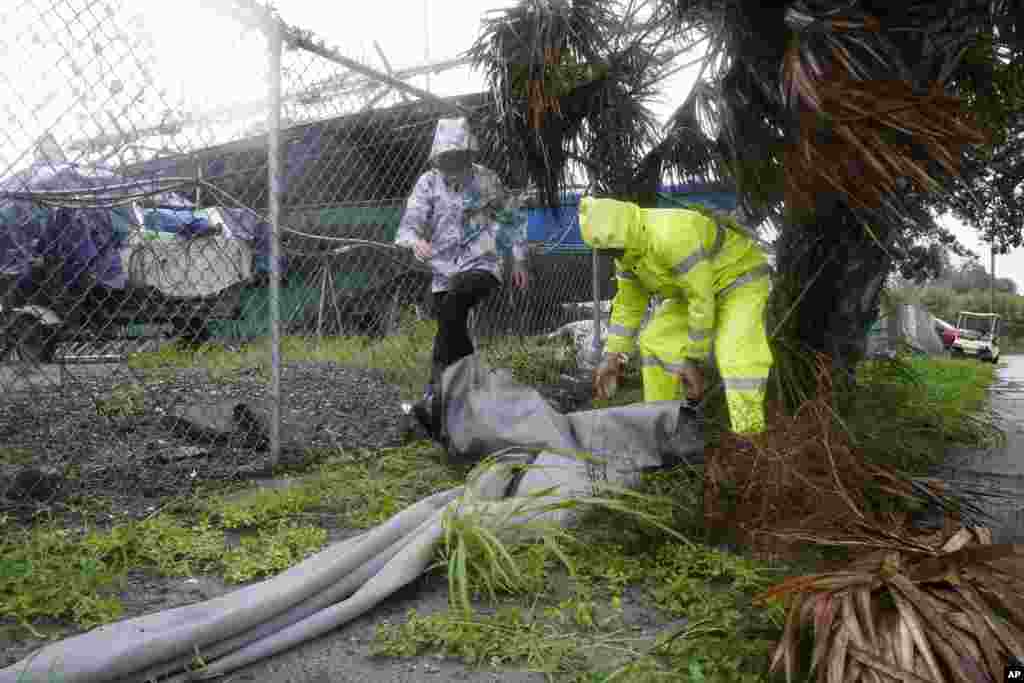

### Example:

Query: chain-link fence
xmin=2 ymin=0 xmax=293 ymax=514
xmin=0 ymin=0 xmax=617 ymax=517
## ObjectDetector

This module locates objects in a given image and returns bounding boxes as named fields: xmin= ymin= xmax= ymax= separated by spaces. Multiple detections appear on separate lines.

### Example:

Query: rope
xmin=2 ymin=176 xmax=437 ymax=275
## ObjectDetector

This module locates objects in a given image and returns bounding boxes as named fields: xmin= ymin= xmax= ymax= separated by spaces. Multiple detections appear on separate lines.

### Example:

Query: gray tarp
xmin=0 ymin=354 xmax=701 ymax=683
xmin=866 ymin=303 xmax=946 ymax=357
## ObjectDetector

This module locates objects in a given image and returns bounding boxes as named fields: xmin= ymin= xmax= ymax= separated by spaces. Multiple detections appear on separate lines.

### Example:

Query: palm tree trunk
xmin=769 ymin=205 xmax=893 ymax=411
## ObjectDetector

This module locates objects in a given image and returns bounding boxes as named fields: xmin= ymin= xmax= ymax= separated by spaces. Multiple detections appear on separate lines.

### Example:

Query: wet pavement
xmin=938 ymin=354 xmax=1024 ymax=542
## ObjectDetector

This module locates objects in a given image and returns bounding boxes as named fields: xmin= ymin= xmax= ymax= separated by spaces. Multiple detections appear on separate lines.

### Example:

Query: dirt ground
xmin=0 ymin=359 xmax=437 ymax=521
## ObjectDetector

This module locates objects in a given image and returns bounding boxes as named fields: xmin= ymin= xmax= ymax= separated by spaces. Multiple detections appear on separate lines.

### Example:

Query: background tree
xmin=467 ymin=0 xmax=688 ymax=204
xmin=936 ymin=28 xmax=1024 ymax=254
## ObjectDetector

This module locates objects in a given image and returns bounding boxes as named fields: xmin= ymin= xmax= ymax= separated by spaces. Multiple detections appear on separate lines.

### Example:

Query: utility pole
xmin=424 ymin=0 xmax=431 ymax=93
xmin=991 ymin=242 xmax=996 ymax=314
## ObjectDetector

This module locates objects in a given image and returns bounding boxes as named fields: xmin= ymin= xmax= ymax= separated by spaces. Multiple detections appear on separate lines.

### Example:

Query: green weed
xmin=849 ymin=354 xmax=1001 ymax=472
xmin=372 ymin=454 xmax=786 ymax=681
xmin=0 ymin=447 xmax=35 ymax=466
xmin=482 ymin=337 xmax=579 ymax=386
xmin=206 ymin=441 xmax=465 ymax=531
xmin=0 ymin=441 xmax=462 ymax=633
xmin=93 ymin=383 xmax=145 ymax=419
xmin=373 ymin=527 xmax=788 ymax=681
xmin=374 ymin=606 xmax=594 ymax=674
xmin=220 ymin=522 xmax=327 ymax=584
xmin=127 ymin=318 xmax=594 ymax=399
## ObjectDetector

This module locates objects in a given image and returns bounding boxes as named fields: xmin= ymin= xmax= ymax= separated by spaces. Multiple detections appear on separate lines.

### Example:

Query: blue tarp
xmin=526 ymin=184 xmax=739 ymax=253
xmin=139 ymin=207 xmax=278 ymax=273
xmin=143 ymin=208 xmax=214 ymax=238
xmin=0 ymin=162 xmax=136 ymax=290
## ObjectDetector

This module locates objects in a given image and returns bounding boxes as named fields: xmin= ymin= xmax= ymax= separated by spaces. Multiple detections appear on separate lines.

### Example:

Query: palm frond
xmin=467 ymin=0 xmax=613 ymax=204
xmin=467 ymin=0 xmax=683 ymax=207
xmin=776 ymin=2 xmax=991 ymax=221
xmin=440 ymin=449 xmax=693 ymax=615
xmin=645 ymin=80 xmax=723 ymax=183
xmin=757 ymin=524 xmax=1024 ymax=683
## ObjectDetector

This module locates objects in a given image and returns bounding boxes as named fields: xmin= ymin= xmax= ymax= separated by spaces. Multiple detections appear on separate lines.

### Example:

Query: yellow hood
xmin=578 ymin=197 xmax=644 ymax=250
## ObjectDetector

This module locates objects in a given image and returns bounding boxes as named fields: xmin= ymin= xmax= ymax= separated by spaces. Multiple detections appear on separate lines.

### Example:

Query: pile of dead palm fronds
xmin=757 ymin=522 xmax=1024 ymax=682
xmin=703 ymin=362 xmax=987 ymax=551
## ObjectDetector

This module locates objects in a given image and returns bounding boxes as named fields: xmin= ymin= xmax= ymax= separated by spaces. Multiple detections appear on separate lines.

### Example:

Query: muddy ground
xmin=0 ymin=357 xmax=591 ymax=520
xmin=0 ymin=360 xmax=418 ymax=519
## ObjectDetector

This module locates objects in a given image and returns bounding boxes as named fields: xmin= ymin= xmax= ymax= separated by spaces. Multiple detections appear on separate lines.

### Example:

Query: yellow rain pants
xmin=637 ymin=275 xmax=772 ymax=433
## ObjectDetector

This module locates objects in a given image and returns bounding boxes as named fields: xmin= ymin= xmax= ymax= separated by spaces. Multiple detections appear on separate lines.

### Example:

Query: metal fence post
xmin=592 ymin=247 xmax=601 ymax=363
xmin=267 ymin=17 xmax=283 ymax=463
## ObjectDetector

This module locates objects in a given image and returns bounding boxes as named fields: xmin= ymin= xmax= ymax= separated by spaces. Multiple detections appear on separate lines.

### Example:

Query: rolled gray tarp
xmin=130 ymin=506 xmax=446 ymax=683
xmin=1 ymin=354 xmax=702 ymax=683
xmin=0 ymin=490 xmax=460 ymax=683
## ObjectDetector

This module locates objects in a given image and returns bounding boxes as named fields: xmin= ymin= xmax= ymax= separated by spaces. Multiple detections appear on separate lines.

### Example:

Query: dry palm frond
xmin=704 ymin=355 xmax=993 ymax=554
xmin=783 ymin=76 xmax=988 ymax=217
xmin=756 ymin=523 xmax=1024 ymax=683
xmin=778 ymin=4 xmax=990 ymax=218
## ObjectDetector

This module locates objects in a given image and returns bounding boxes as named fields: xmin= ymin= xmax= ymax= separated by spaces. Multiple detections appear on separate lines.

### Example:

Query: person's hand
xmin=677 ymin=362 xmax=705 ymax=402
xmin=511 ymin=268 xmax=529 ymax=291
xmin=412 ymin=239 xmax=432 ymax=261
xmin=594 ymin=353 xmax=626 ymax=401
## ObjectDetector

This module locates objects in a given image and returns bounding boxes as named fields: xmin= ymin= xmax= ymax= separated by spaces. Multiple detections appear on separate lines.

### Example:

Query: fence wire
xmin=0 ymin=0 xmax=611 ymax=518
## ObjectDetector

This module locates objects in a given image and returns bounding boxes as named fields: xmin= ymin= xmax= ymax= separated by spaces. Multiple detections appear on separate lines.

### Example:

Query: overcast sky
xmin=1 ymin=0 xmax=1018 ymax=289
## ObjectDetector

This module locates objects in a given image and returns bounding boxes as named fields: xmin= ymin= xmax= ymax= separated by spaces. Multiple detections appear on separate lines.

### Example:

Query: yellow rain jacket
xmin=579 ymin=197 xmax=774 ymax=433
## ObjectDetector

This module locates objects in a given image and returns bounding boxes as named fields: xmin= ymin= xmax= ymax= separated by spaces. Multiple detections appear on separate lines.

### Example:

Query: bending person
xmin=580 ymin=197 xmax=773 ymax=434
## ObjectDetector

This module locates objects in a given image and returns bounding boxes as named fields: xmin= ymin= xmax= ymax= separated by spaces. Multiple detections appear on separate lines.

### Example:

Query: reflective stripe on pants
xmin=638 ymin=299 xmax=689 ymax=404
xmin=716 ymin=275 xmax=772 ymax=433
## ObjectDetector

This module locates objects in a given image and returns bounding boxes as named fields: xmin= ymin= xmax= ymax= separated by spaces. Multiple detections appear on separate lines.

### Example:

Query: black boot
xmin=413 ymin=363 xmax=446 ymax=443
xmin=425 ymin=359 xmax=447 ymax=401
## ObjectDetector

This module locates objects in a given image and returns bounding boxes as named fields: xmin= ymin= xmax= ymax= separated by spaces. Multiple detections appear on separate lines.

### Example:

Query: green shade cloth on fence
xmin=201 ymin=205 xmax=401 ymax=339
xmin=287 ymin=206 xmax=404 ymax=242
xmin=208 ymin=271 xmax=372 ymax=339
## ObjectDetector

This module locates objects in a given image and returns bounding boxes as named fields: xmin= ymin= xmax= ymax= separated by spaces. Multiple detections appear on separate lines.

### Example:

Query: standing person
xmin=395 ymin=117 xmax=530 ymax=400
xmin=580 ymin=196 xmax=773 ymax=434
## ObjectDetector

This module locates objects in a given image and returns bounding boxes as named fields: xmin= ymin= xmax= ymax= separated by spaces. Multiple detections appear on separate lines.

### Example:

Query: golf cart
xmin=950 ymin=311 xmax=1001 ymax=363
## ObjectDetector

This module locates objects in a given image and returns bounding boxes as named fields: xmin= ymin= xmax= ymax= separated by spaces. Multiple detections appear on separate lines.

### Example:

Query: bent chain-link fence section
xmin=0 ymin=0 xmax=609 ymax=518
